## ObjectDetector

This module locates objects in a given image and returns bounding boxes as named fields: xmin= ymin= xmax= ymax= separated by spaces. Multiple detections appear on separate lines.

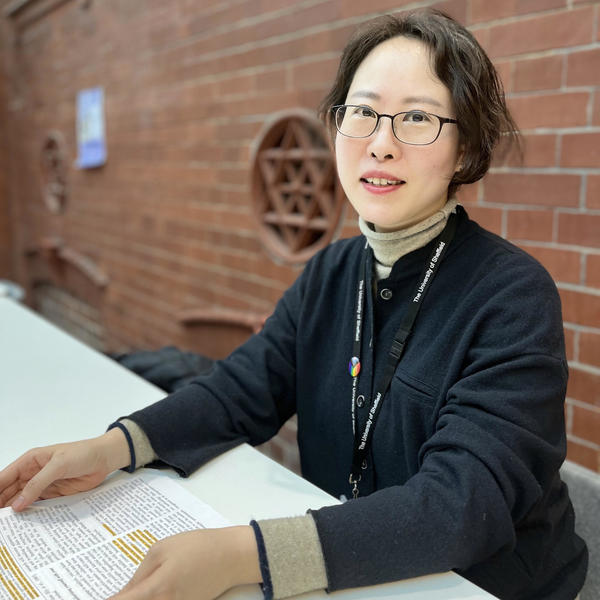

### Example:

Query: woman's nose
xmin=367 ymin=116 xmax=400 ymax=160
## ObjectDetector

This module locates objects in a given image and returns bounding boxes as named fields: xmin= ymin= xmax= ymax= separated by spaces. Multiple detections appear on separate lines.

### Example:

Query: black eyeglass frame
xmin=331 ymin=104 xmax=458 ymax=146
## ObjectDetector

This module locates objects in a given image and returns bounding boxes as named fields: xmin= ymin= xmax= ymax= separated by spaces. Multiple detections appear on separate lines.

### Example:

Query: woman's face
xmin=335 ymin=36 xmax=462 ymax=232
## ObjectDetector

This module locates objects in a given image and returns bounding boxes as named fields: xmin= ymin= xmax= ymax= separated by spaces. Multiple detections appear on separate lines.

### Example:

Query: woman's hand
xmin=110 ymin=526 xmax=262 ymax=600
xmin=0 ymin=428 xmax=130 ymax=511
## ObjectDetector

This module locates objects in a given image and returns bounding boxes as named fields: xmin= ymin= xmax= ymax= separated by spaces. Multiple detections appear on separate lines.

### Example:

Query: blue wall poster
xmin=76 ymin=87 xmax=107 ymax=168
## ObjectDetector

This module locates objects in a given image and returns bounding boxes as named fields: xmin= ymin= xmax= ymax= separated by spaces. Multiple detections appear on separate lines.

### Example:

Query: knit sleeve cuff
xmin=253 ymin=514 xmax=328 ymax=599
xmin=108 ymin=418 xmax=158 ymax=472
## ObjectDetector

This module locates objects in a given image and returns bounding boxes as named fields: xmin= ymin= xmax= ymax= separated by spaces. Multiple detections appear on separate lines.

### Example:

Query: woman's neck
xmin=359 ymin=197 xmax=458 ymax=280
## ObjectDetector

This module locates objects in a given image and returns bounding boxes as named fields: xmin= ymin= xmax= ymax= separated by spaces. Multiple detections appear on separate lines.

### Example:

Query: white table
xmin=0 ymin=298 xmax=496 ymax=599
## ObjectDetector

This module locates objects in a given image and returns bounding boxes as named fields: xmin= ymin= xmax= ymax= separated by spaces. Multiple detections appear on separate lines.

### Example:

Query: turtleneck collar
xmin=358 ymin=197 xmax=459 ymax=280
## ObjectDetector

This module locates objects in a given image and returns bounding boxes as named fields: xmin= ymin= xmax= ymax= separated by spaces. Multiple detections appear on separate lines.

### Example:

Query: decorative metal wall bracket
xmin=40 ymin=131 xmax=69 ymax=214
xmin=25 ymin=236 xmax=109 ymax=289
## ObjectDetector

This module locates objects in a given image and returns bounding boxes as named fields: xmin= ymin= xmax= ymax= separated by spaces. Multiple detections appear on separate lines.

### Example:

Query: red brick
xmin=265 ymin=3 xmax=343 ymax=40
xmin=338 ymin=0 xmax=405 ymax=19
xmin=339 ymin=221 xmax=360 ymax=240
xmin=470 ymin=0 xmax=566 ymax=24
xmin=496 ymin=134 xmax=557 ymax=168
xmin=572 ymin=403 xmax=600 ymax=445
xmin=567 ymin=366 xmax=600 ymax=407
xmin=586 ymin=255 xmax=600 ymax=287
xmin=567 ymin=48 xmax=600 ymax=87
xmin=339 ymin=0 xmax=466 ymax=20
xmin=215 ymin=73 xmax=256 ymax=97
xmin=580 ymin=331 xmax=600 ymax=368
xmin=461 ymin=204 xmax=503 ymax=235
xmin=564 ymin=326 xmax=576 ymax=361
xmin=521 ymin=134 xmax=557 ymax=167
xmin=513 ymin=55 xmax=563 ymax=92
xmin=494 ymin=60 xmax=512 ymax=92
xmin=291 ymin=57 xmax=339 ymax=89
xmin=506 ymin=209 xmax=554 ymax=242
xmin=559 ymin=288 xmax=600 ymax=328
xmin=432 ymin=0 xmax=468 ymax=23
xmin=566 ymin=439 xmax=600 ymax=472
xmin=588 ymin=176 xmax=600 ymax=210
xmin=595 ymin=94 xmax=600 ymax=126
xmin=488 ymin=7 xmax=594 ymax=58
xmin=565 ymin=398 xmax=573 ymax=434
xmin=188 ymin=3 xmax=343 ymax=56
xmin=256 ymin=69 xmax=287 ymax=93
xmin=519 ymin=245 xmax=581 ymax=284
xmin=472 ymin=27 xmax=491 ymax=51
xmin=217 ymin=121 xmax=262 ymax=142
xmin=456 ymin=182 xmax=480 ymax=204
xmin=484 ymin=173 xmax=580 ymax=208
xmin=558 ymin=213 xmax=600 ymax=248
xmin=561 ymin=134 xmax=600 ymax=169
xmin=508 ymin=92 xmax=589 ymax=130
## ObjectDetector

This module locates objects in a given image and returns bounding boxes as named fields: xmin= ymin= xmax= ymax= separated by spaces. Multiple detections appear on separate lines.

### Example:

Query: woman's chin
xmin=364 ymin=213 xmax=417 ymax=232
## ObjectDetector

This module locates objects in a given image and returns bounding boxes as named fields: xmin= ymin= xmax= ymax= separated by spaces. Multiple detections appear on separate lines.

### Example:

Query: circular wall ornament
xmin=40 ymin=131 xmax=68 ymax=214
xmin=251 ymin=109 xmax=345 ymax=264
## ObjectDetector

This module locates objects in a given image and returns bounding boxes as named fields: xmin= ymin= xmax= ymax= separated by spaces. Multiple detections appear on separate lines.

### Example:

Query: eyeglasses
xmin=332 ymin=104 xmax=458 ymax=146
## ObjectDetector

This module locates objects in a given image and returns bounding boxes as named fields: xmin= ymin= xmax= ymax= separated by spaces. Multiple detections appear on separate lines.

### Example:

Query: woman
xmin=0 ymin=10 xmax=588 ymax=600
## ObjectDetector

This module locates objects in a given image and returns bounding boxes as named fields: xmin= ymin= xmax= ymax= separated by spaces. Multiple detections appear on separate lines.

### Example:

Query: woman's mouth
xmin=361 ymin=177 xmax=405 ymax=187
xmin=360 ymin=177 xmax=406 ymax=193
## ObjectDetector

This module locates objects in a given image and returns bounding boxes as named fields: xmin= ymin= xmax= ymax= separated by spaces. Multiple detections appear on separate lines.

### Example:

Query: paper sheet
xmin=0 ymin=471 xmax=230 ymax=600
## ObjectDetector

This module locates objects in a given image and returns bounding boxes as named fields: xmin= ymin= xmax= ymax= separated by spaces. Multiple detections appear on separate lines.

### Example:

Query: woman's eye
xmin=352 ymin=106 xmax=375 ymax=118
xmin=404 ymin=111 xmax=431 ymax=123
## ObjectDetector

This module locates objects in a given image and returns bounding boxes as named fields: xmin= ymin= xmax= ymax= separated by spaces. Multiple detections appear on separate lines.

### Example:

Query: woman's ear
xmin=455 ymin=145 xmax=465 ymax=173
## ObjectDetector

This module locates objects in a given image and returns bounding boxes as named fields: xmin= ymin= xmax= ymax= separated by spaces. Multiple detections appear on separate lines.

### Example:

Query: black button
xmin=356 ymin=395 xmax=365 ymax=408
xmin=380 ymin=288 xmax=392 ymax=300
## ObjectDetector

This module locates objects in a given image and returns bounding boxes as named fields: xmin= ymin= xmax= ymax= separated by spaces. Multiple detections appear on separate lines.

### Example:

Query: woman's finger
xmin=12 ymin=457 xmax=67 ymax=511
xmin=2 ymin=489 xmax=26 ymax=509
xmin=110 ymin=568 xmax=162 ymax=600
xmin=0 ymin=459 xmax=27 ymax=506
xmin=119 ymin=548 xmax=161 ymax=592
xmin=0 ymin=481 xmax=22 ymax=509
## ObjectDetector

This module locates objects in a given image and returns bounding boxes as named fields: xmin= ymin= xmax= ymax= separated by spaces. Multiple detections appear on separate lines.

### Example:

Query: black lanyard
xmin=348 ymin=213 xmax=457 ymax=498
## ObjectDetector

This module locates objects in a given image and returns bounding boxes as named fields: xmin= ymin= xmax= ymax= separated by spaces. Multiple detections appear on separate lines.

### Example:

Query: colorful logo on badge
xmin=348 ymin=356 xmax=361 ymax=377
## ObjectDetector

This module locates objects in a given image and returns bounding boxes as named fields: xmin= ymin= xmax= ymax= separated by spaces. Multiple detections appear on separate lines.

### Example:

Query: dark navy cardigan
xmin=126 ymin=207 xmax=587 ymax=599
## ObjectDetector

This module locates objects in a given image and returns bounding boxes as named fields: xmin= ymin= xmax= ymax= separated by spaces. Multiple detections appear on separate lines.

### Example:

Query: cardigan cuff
xmin=120 ymin=418 xmax=158 ymax=468
xmin=253 ymin=514 xmax=328 ymax=599
xmin=107 ymin=419 xmax=158 ymax=472
xmin=250 ymin=520 xmax=274 ymax=600
xmin=107 ymin=421 xmax=136 ymax=473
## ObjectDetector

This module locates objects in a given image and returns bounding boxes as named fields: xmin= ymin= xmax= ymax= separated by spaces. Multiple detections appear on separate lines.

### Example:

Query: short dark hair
xmin=319 ymin=9 xmax=520 ymax=197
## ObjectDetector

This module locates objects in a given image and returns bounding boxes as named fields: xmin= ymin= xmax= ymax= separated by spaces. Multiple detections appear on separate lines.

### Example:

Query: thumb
xmin=12 ymin=459 xmax=65 ymax=512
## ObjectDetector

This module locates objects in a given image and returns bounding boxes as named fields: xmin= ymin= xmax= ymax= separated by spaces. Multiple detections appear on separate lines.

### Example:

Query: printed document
xmin=0 ymin=471 xmax=229 ymax=599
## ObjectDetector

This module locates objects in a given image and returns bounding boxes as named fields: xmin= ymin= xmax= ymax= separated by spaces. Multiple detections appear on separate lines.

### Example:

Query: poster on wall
xmin=76 ymin=87 xmax=107 ymax=168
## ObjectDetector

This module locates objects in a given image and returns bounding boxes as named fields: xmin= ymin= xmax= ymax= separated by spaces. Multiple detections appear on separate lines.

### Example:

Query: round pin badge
xmin=348 ymin=356 xmax=361 ymax=377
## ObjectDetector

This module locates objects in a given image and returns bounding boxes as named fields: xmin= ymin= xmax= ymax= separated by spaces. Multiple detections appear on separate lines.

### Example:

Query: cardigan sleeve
xmin=119 ymin=264 xmax=307 ymax=477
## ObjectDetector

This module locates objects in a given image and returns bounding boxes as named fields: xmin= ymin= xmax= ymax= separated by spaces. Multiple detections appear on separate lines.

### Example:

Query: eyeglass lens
xmin=335 ymin=105 xmax=442 ymax=145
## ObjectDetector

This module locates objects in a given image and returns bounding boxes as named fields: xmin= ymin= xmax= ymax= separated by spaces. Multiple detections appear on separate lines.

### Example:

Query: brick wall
xmin=34 ymin=283 xmax=105 ymax=350
xmin=1 ymin=0 xmax=599 ymax=473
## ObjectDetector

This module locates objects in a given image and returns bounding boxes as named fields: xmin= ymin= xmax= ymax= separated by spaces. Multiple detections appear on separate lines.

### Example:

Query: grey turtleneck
xmin=359 ymin=197 xmax=459 ymax=280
